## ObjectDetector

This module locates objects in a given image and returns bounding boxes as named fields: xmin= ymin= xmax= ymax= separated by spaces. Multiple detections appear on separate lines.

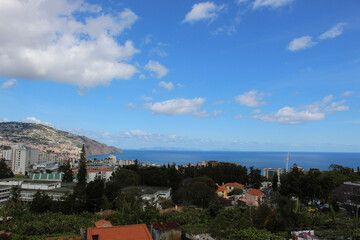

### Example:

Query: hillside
xmin=0 ymin=122 xmax=122 ymax=157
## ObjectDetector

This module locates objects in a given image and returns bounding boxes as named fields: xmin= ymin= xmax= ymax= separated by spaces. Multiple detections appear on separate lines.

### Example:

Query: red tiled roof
xmin=95 ymin=210 xmax=116 ymax=217
xmin=94 ymin=220 xmax=113 ymax=228
xmin=151 ymin=222 xmax=181 ymax=231
xmin=224 ymin=182 xmax=244 ymax=188
xmin=87 ymin=224 xmax=153 ymax=240
xmin=247 ymin=189 xmax=264 ymax=196
xmin=216 ymin=185 xmax=227 ymax=192
xmin=97 ymin=168 xmax=113 ymax=172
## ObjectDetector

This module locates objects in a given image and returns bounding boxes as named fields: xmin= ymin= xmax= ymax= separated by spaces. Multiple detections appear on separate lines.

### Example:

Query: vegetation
xmin=0 ymin=158 xmax=13 ymax=179
xmin=1 ymin=161 xmax=360 ymax=239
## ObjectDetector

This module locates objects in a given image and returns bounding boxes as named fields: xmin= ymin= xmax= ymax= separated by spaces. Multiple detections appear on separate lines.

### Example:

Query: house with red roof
xmin=216 ymin=184 xmax=228 ymax=198
xmin=87 ymin=220 xmax=153 ymax=240
xmin=150 ymin=222 xmax=181 ymax=240
xmin=246 ymin=189 xmax=265 ymax=207
xmin=224 ymin=182 xmax=244 ymax=192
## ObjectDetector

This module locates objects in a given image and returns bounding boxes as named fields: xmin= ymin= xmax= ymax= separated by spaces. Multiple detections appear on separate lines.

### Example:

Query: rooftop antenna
xmin=286 ymin=152 xmax=290 ymax=172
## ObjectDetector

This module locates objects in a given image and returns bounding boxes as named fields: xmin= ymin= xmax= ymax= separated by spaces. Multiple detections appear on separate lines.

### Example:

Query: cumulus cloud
xmin=319 ymin=22 xmax=346 ymax=40
xmin=253 ymin=95 xmax=349 ymax=124
xmin=253 ymin=0 xmax=293 ymax=9
xmin=145 ymin=60 xmax=169 ymax=78
xmin=2 ymin=118 xmax=9 ymax=122
xmin=343 ymin=91 xmax=355 ymax=96
xmin=234 ymin=114 xmax=243 ymax=119
xmin=0 ymin=0 xmax=139 ymax=89
xmin=20 ymin=117 xmax=42 ymax=124
xmin=234 ymin=90 xmax=266 ymax=107
xmin=1 ymin=79 xmax=17 ymax=89
xmin=287 ymin=36 xmax=317 ymax=51
xmin=143 ymin=98 xmax=209 ymax=117
xmin=158 ymin=81 xmax=174 ymax=91
xmin=183 ymin=2 xmax=224 ymax=24
xmin=141 ymin=96 xmax=153 ymax=101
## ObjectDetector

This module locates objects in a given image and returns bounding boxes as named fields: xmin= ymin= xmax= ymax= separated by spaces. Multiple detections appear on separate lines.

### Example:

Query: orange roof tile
xmin=216 ymin=185 xmax=227 ymax=192
xmin=87 ymin=224 xmax=153 ymax=240
xmin=94 ymin=220 xmax=113 ymax=228
xmin=97 ymin=168 xmax=114 ymax=172
xmin=247 ymin=189 xmax=264 ymax=196
xmin=224 ymin=182 xmax=244 ymax=188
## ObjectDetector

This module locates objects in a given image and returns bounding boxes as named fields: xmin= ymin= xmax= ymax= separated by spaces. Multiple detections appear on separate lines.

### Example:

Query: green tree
xmin=85 ymin=178 xmax=105 ymax=212
xmin=77 ymin=145 xmax=87 ymax=186
xmin=0 ymin=158 xmax=13 ymax=179
xmin=272 ymin=173 xmax=278 ymax=192
xmin=30 ymin=191 xmax=53 ymax=213
xmin=61 ymin=160 xmax=73 ymax=183
xmin=248 ymin=166 xmax=262 ymax=189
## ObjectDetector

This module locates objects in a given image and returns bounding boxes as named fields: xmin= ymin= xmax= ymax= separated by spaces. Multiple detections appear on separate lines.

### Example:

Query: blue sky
xmin=0 ymin=0 xmax=360 ymax=152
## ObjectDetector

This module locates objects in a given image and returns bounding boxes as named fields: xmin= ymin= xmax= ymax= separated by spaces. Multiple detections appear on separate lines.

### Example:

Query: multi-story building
xmin=11 ymin=145 xmax=39 ymax=175
xmin=0 ymin=149 xmax=12 ymax=161
xmin=263 ymin=168 xmax=282 ymax=182
xmin=0 ymin=178 xmax=73 ymax=203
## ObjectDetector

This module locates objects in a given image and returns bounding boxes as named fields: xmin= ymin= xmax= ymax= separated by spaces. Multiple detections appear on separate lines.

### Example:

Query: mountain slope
xmin=0 ymin=122 xmax=122 ymax=157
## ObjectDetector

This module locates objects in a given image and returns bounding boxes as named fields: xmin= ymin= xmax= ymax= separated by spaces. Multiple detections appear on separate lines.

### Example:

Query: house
xmin=216 ymin=185 xmax=228 ymax=198
xmin=0 ymin=178 xmax=74 ymax=203
xmin=246 ymin=189 xmax=265 ymax=207
xmin=87 ymin=220 xmax=153 ymax=240
xmin=150 ymin=222 xmax=181 ymax=240
xmin=224 ymin=182 xmax=244 ymax=193
xmin=95 ymin=209 xmax=116 ymax=218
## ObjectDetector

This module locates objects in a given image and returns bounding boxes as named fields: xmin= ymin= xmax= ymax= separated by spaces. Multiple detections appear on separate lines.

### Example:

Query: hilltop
xmin=0 ymin=122 xmax=122 ymax=157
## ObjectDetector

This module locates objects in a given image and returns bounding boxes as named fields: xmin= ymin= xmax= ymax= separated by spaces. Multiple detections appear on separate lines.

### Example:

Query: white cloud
xmin=253 ymin=95 xmax=349 ymax=124
xmin=158 ymin=81 xmax=174 ymax=91
xmin=177 ymin=83 xmax=184 ymax=88
xmin=287 ymin=36 xmax=317 ymax=51
xmin=0 ymin=0 xmax=139 ymax=89
xmin=323 ymin=100 xmax=349 ymax=113
xmin=213 ymin=110 xmax=223 ymax=117
xmin=319 ymin=22 xmax=346 ymax=40
xmin=141 ymin=96 xmax=153 ymax=101
xmin=143 ymin=98 xmax=209 ymax=117
xmin=145 ymin=60 xmax=168 ymax=78
xmin=236 ymin=0 xmax=249 ymax=4
xmin=183 ymin=2 xmax=224 ymax=24
xmin=125 ymin=129 xmax=152 ymax=137
xmin=343 ymin=91 xmax=355 ymax=96
xmin=20 ymin=117 xmax=42 ymax=124
xmin=126 ymin=102 xmax=137 ymax=108
xmin=2 ymin=118 xmax=9 ymax=122
xmin=251 ymin=109 xmax=262 ymax=114
xmin=139 ymin=74 xmax=146 ymax=80
xmin=212 ymin=25 xmax=237 ymax=36
xmin=1 ymin=79 xmax=17 ymax=89
xmin=234 ymin=114 xmax=243 ymax=119
xmin=234 ymin=90 xmax=266 ymax=107
xmin=253 ymin=0 xmax=293 ymax=9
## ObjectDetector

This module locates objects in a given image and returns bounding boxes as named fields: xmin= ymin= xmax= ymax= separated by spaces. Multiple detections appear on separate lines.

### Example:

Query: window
xmin=92 ymin=235 xmax=100 ymax=240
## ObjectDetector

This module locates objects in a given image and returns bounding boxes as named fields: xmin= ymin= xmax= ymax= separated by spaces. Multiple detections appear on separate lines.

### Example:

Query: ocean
xmin=88 ymin=150 xmax=360 ymax=171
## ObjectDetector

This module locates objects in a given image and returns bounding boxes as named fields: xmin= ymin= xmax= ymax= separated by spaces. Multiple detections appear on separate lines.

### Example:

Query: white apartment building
xmin=263 ymin=168 xmax=282 ymax=182
xmin=11 ymin=145 xmax=39 ymax=175
xmin=0 ymin=149 xmax=12 ymax=161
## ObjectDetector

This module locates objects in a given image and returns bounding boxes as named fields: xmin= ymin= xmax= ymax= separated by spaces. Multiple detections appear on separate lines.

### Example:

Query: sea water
xmin=89 ymin=150 xmax=360 ymax=171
